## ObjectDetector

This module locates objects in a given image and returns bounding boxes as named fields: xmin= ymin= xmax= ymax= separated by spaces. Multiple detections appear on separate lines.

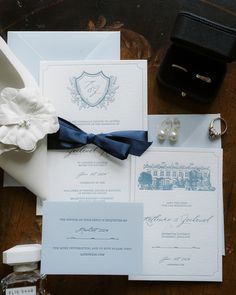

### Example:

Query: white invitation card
xmin=130 ymin=148 xmax=222 ymax=281
xmin=40 ymin=60 xmax=147 ymax=203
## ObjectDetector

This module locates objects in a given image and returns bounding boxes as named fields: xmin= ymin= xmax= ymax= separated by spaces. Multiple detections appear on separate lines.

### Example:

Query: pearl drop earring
xmin=169 ymin=118 xmax=180 ymax=142
xmin=157 ymin=119 xmax=172 ymax=142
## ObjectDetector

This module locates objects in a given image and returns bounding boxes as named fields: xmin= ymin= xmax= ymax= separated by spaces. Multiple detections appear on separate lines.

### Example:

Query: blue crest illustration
xmin=69 ymin=71 xmax=119 ymax=109
xmin=138 ymin=162 xmax=215 ymax=191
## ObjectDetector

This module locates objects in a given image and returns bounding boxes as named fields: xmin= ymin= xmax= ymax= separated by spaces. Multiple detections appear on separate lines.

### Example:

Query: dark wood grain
xmin=1 ymin=0 xmax=236 ymax=294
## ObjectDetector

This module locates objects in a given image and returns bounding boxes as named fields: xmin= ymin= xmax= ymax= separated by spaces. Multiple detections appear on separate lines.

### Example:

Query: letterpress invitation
xmin=129 ymin=148 xmax=222 ymax=281
xmin=40 ymin=60 xmax=147 ymax=203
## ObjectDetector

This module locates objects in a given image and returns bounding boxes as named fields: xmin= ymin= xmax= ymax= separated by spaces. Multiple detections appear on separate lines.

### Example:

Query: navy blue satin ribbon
xmin=48 ymin=117 xmax=152 ymax=160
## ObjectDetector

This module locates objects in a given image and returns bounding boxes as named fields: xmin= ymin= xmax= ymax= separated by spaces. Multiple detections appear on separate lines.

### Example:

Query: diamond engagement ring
xmin=208 ymin=117 xmax=227 ymax=140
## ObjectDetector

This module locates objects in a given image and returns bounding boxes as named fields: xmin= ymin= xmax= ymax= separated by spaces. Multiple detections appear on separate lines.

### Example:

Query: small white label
xmin=6 ymin=286 xmax=36 ymax=295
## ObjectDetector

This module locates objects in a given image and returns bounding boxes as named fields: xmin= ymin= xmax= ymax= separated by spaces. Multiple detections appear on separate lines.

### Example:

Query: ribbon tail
xmin=106 ymin=131 xmax=152 ymax=157
xmin=128 ymin=138 xmax=152 ymax=156
xmin=94 ymin=136 xmax=131 ymax=160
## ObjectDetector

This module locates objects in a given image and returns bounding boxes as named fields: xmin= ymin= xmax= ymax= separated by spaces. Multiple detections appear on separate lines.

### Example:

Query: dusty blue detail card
xmin=41 ymin=202 xmax=143 ymax=275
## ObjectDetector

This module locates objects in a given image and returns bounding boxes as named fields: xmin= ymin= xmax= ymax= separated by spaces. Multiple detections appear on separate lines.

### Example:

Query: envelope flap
xmin=85 ymin=32 xmax=120 ymax=59
xmin=8 ymin=32 xmax=42 ymax=82
xmin=0 ymin=139 xmax=48 ymax=199
xmin=8 ymin=32 xmax=120 ymax=82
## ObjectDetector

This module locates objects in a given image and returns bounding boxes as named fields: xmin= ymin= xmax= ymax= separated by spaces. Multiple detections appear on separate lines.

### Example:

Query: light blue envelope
xmin=8 ymin=31 xmax=120 ymax=82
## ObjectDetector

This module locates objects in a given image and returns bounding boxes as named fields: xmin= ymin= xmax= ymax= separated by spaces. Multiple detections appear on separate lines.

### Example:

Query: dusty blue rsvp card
xmin=41 ymin=202 xmax=143 ymax=275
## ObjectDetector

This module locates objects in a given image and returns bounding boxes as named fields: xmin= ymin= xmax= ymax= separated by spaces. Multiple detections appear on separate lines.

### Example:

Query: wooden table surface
xmin=0 ymin=0 xmax=236 ymax=294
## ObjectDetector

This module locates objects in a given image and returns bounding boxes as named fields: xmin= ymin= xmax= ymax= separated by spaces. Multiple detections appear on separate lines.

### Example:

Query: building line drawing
xmin=138 ymin=162 xmax=215 ymax=191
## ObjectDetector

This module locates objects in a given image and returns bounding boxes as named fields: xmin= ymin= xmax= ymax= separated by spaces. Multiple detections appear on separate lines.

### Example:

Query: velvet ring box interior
xmin=157 ymin=12 xmax=236 ymax=102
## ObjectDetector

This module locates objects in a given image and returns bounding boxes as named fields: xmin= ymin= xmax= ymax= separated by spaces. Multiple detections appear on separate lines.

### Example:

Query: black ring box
xmin=157 ymin=12 xmax=236 ymax=103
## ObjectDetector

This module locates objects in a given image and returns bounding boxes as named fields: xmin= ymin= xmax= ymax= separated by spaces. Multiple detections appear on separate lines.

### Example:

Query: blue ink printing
xmin=138 ymin=162 xmax=215 ymax=191
xmin=69 ymin=71 xmax=119 ymax=109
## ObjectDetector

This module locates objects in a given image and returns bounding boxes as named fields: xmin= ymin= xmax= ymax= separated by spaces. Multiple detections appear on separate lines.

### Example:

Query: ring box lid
xmin=171 ymin=12 xmax=236 ymax=62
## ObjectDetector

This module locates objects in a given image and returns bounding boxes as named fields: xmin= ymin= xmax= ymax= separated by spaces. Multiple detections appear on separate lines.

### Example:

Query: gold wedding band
xmin=209 ymin=117 xmax=227 ymax=140
xmin=196 ymin=74 xmax=212 ymax=83
xmin=171 ymin=64 xmax=188 ymax=73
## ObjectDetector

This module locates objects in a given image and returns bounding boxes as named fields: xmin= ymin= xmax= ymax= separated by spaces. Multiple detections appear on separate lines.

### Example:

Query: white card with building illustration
xmin=130 ymin=148 xmax=222 ymax=281
xmin=40 ymin=60 xmax=147 ymax=204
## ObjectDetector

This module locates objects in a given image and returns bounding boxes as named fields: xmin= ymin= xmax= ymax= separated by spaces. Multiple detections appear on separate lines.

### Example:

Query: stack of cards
xmin=3 ymin=32 xmax=224 ymax=281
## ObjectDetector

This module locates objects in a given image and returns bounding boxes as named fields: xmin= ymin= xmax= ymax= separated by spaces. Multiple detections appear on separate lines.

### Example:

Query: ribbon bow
xmin=48 ymin=117 xmax=152 ymax=160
